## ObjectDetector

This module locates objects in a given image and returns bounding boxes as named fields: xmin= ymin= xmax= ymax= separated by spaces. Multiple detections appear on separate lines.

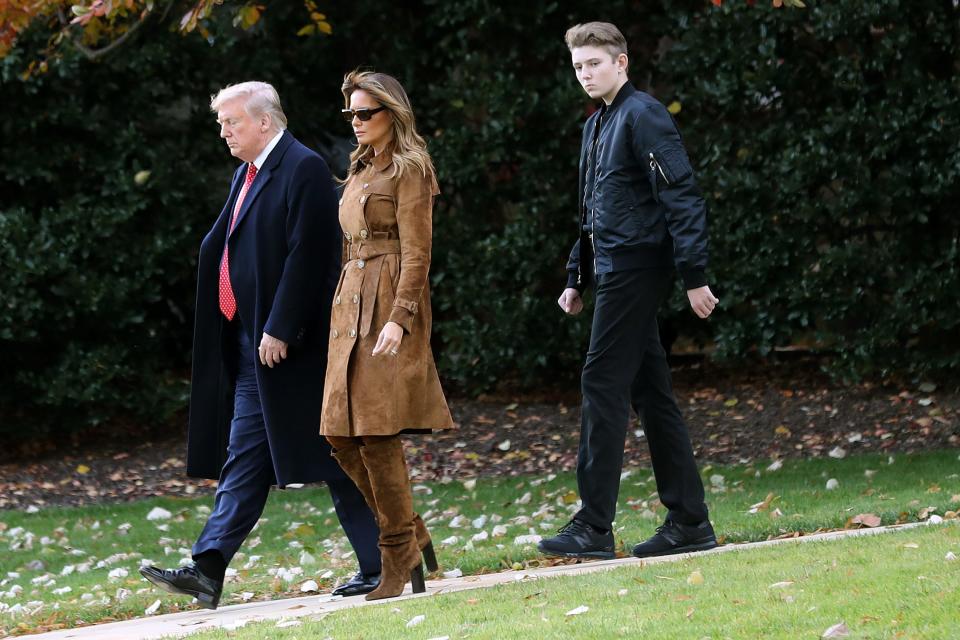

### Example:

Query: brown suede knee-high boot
xmin=358 ymin=437 xmax=425 ymax=600
xmin=331 ymin=443 xmax=438 ymax=572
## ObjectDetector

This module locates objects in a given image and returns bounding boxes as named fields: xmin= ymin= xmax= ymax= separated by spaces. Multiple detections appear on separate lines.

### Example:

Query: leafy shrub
xmin=2 ymin=0 xmax=957 ymax=437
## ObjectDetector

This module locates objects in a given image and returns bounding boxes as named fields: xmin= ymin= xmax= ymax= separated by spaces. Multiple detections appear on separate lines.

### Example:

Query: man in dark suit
xmin=140 ymin=82 xmax=381 ymax=608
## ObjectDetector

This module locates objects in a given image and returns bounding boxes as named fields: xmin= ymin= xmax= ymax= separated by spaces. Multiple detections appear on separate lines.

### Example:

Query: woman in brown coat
xmin=320 ymin=70 xmax=455 ymax=601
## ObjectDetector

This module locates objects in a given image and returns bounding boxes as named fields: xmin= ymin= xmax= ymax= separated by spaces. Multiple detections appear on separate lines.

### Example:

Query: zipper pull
xmin=648 ymin=152 xmax=671 ymax=185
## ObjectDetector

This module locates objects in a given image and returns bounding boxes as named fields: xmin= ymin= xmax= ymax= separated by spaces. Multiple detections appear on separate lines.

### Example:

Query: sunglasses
xmin=341 ymin=106 xmax=387 ymax=123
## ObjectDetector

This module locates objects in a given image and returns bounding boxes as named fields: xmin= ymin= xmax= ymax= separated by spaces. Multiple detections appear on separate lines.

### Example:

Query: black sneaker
xmin=631 ymin=519 xmax=718 ymax=558
xmin=537 ymin=518 xmax=615 ymax=559
xmin=139 ymin=563 xmax=223 ymax=610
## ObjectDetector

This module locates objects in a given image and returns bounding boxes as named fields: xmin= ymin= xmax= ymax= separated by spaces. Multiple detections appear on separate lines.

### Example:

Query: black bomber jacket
xmin=566 ymin=82 xmax=709 ymax=291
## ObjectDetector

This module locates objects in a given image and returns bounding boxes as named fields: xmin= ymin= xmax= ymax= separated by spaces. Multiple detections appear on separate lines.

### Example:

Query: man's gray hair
xmin=210 ymin=81 xmax=288 ymax=132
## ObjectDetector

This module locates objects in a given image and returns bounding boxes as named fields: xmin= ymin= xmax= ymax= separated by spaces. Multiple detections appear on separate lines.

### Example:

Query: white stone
xmin=276 ymin=620 xmax=301 ymax=628
xmin=406 ymin=614 xmax=426 ymax=628
xmin=146 ymin=507 xmax=172 ymax=521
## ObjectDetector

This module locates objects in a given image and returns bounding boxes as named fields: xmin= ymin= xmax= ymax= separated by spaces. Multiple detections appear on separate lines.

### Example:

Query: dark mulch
xmin=1 ymin=360 xmax=957 ymax=511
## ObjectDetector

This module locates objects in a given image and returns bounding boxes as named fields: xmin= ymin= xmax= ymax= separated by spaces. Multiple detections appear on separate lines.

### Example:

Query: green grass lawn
xmin=190 ymin=524 xmax=960 ymax=640
xmin=1 ymin=450 xmax=958 ymax=635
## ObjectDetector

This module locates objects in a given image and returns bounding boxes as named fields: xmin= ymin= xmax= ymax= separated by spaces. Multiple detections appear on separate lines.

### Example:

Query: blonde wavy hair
xmin=342 ymin=70 xmax=434 ymax=180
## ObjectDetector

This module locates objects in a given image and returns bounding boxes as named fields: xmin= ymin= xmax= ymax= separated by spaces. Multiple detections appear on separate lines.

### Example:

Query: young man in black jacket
xmin=539 ymin=22 xmax=720 ymax=560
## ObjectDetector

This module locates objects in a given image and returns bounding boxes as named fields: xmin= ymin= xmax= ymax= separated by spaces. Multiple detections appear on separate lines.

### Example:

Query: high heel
xmin=359 ymin=438 xmax=429 ymax=601
xmin=334 ymin=444 xmax=441 ymax=574
xmin=421 ymin=539 xmax=438 ymax=573
xmin=410 ymin=562 xmax=426 ymax=594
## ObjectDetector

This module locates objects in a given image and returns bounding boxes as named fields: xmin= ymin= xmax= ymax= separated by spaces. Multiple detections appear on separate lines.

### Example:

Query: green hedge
xmin=657 ymin=0 xmax=960 ymax=378
xmin=1 ymin=0 xmax=957 ymax=436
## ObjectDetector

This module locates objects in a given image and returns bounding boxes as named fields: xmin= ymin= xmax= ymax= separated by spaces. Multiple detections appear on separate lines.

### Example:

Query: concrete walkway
xmin=15 ymin=522 xmax=933 ymax=639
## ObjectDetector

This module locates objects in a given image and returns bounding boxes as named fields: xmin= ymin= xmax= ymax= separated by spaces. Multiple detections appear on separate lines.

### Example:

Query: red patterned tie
xmin=218 ymin=163 xmax=258 ymax=320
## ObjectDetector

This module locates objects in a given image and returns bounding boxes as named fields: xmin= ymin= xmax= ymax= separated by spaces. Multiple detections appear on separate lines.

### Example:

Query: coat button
xmin=344 ymin=231 xmax=352 ymax=241
xmin=363 ymin=183 xmax=369 ymax=189
xmin=359 ymin=229 xmax=368 ymax=239
xmin=332 ymin=329 xmax=339 ymax=338
xmin=335 ymin=296 xmax=341 ymax=305
xmin=348 ymin=329 xmax=357 ymax=338
xmin=357 ymin=259 xmax=366 ymax=269
xmin=352 ymin=294 xmax=359 ymax=304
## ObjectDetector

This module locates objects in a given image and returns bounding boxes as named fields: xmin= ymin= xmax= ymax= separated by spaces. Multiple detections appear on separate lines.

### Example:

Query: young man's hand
xmin=558 ymin=288 xmax=584 ymax=315
xmin=687 ymin=285 xmax=719 ymax=319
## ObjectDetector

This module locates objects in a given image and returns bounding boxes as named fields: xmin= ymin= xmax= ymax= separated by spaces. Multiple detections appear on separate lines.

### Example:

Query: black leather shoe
xmin=631 ymin=519 xmax=718 ymax=558
xmin=537 ymin=518 xmax=615 ymax=559
xmin=331 ymin=571 xmax=381 ymax=597
xmin=139 ymin=563 xmax=223 ymax=610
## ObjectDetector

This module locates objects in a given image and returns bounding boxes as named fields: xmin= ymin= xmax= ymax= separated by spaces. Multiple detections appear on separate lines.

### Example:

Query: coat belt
xmin=348 ymin=238 xmax=401 ymax=260
xmin=346 ymin=239 xmax=401 ymax=338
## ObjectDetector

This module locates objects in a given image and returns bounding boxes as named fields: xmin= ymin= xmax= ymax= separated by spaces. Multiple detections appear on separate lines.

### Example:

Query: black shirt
xmin=582 ymin=108 xmax=605 ymax=231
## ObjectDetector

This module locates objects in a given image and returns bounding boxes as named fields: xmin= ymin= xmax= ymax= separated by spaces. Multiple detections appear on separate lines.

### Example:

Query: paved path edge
xmin=12 ymin=521 xmax=948 ymax=640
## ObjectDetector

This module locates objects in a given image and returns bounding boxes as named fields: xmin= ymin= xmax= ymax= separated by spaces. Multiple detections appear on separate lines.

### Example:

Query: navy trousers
xmin=192 ymin=322 xmax=381 ymax=576
xmin=575 ymin=267 xmax=708 ymax=531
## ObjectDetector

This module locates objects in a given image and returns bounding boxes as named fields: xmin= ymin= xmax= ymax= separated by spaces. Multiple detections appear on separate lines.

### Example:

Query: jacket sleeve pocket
xmin=651 ymin=141 xmax=694 ymax=185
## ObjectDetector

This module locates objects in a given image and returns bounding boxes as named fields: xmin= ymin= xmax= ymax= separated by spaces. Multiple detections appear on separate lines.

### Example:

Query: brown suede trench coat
xmin=320 ymin=150 xmax=455 ymax=437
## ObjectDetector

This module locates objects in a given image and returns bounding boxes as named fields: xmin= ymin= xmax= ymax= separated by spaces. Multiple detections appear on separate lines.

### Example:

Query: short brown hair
xmin=564 ymin=22 xmax=628 ymax=59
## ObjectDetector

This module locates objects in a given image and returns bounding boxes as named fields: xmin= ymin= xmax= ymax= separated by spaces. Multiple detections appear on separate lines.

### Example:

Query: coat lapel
xmin=217 ymin=166 xmax=246 ymax=237
xmin=228 ymin=167 xmax=271 ymax=238
xmin=229 ymin=131 xmax=296 ymax=238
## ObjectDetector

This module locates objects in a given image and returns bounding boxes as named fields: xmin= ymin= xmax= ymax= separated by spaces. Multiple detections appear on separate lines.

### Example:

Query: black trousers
xmin=575 ymin=267 xmax=708 ymax=531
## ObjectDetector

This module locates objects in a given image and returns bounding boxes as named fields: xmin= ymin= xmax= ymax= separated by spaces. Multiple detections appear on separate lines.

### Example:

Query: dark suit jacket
xmin=186 ymin=130 xmax=344 ymax=485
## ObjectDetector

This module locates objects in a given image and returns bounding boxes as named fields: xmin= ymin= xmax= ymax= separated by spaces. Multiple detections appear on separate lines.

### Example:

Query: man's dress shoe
xmin=139 ymin=563 xmax=223 ymax=610
xmin=332 ymin=571 xmax=381 ymax=597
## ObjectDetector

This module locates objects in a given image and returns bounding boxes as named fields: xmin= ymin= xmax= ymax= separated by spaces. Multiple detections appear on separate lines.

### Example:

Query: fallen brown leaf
xmin=849 ymin=513 xmax=881 ymax=528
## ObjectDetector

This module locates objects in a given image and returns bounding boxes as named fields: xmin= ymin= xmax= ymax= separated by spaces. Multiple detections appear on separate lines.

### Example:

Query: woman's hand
xmin=372 ymin=321 xmax=404 ymax=357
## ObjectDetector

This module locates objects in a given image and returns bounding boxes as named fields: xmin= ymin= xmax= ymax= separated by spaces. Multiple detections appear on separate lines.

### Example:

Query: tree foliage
xmin=1 ymin=0 xmax=957 ymax=437
xmin=0 ymin=0 xmax=331 ymax=74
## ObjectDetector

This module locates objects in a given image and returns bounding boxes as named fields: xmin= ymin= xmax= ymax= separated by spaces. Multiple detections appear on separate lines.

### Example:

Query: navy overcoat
xmin=186 ymin=131 xmax=344 ymax=486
